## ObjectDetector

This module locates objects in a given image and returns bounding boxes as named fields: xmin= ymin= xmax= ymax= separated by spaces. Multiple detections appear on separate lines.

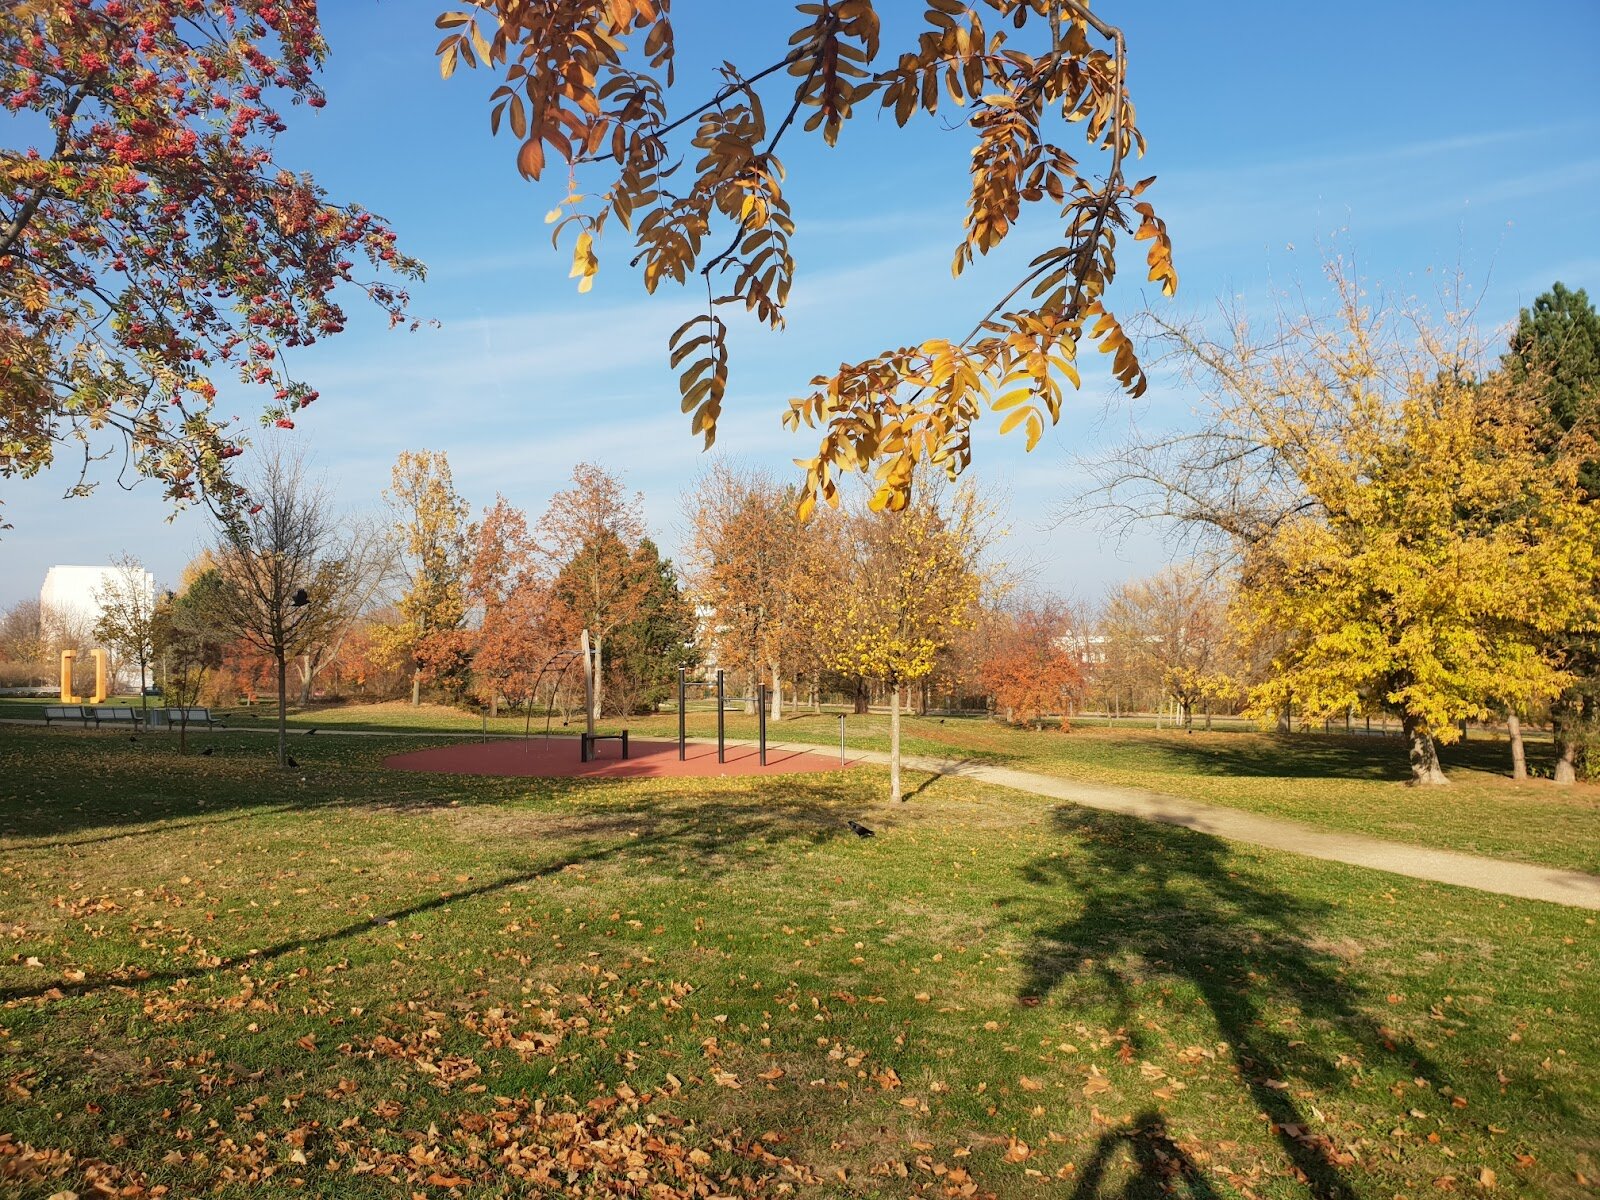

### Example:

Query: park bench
xmin=89 ymin=707 xmax=142 ymax=728
xmin=580 ymin=730 xmax=629 ymax=763
xmin=43 ymin=705 xmax=89 ymax=727
xmin=164 ymin=707 xmax=224 ymax=728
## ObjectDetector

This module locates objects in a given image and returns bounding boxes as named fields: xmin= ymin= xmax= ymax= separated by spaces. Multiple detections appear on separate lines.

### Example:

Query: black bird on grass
xmin=306 ymin=728 xmax=318 ymax=736
xmin=200 ymin=746 xmax=215 ymax=757
xmin=286 ymin=755 xmax=300 ymax=768
xmin=127 ymin=735 xmax=139 ymax=745
xmin=848 ymin=820 xmax=875 ymax=838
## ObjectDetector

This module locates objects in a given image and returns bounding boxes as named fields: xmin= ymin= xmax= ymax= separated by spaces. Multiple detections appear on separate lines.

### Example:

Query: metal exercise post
xmin=716 ymin=669 xmax=726 ymax=764
xmin=758 ymin=684 xmax=768 ymax=766
xmin=677 ymin=666 xmax=687 ymax=761
xmin=838 ymin=713 xmax=846 ymax=765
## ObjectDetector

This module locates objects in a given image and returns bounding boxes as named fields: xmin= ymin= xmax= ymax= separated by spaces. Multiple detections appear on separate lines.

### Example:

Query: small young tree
xmin=822 ymin=484 xmax=987 ymax=802
xmin=92 ymin=554 xmax=158 ymax=716
xmin=153 ymin=571 xmax=229 ymax=753
xmin=206 ymin=449 xmax=353 ymax=769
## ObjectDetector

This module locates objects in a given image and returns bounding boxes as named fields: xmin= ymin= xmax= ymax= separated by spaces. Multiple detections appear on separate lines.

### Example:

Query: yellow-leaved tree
xmin=1088 ymin=277 xmax=1600 ymax=785
xmin=437 ymin=1 xmax=1176 ymax=515
xmin=812 ymin=483 xmax=990 ymax=801
xmin=380 ymin=451 xmax=472 ymax=706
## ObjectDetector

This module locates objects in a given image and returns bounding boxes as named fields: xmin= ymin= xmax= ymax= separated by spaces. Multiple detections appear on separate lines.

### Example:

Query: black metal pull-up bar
xmin=677 ymin=665 xmax=770 ymax=768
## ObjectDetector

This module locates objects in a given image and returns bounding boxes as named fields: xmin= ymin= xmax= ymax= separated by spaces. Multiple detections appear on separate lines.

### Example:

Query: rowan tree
xmin=382 ymin=450 xmax=471 ymax=705
xmin=1088 ymin=279 xmax=1600 ymax=784
xmin=539 ymin=462 xmax=650 ymax=721
xmin=438 ymin=1 xmax=1175 ymax=514
xmin=818 ymin=482 xmax=987 ymax=801
xmin=1 ymin=1 xmax=421 ymax=525
xmin=978 ymin=593 xmax=1083 ymax=728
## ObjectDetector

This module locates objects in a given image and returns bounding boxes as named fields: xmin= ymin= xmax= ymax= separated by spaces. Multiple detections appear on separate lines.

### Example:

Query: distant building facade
xmin=40 ymin=564 xmax=155 ymax=640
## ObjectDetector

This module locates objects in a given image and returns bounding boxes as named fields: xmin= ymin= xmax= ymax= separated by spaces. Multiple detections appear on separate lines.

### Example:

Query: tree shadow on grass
xmin=1136 ymin=729 xmax=1552 ymax=785
xmin=0 ymin=783 xmax=868 ymax=1005
xmin=1011 ymin=807 xmax=1579 ymax=1200
xmin=1067 ymin=1112 xmax=1219 ymax=1200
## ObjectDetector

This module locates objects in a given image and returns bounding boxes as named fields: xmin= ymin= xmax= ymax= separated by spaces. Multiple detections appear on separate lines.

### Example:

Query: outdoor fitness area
xmin=384 ymin=735 xmax=847 ymax=780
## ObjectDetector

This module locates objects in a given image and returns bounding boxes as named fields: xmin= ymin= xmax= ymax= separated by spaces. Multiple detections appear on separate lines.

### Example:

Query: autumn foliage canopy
xmin=439 ymin=0 xmax=1177 ymax=515
xmin=0 ymin=0 xmax=421 ymax=519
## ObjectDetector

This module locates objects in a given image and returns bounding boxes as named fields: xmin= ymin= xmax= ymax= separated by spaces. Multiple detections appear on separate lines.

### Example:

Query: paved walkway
xmin=833 ymin=745 xmax=1600 ymax=911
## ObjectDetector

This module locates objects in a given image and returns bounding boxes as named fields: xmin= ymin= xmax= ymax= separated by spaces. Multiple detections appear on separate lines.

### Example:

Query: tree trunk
xmin=1402 ymin=712 xmax=1448 ymax=785
xmin=889 ymin=683 xmax=902 ymax=803
xmin=590 ymin=635 xmax=603 ymax=725
xmin=276 ymin=653 xmax=290 ymax=770
xmin=770 ymin=667 xmax=783 ymax=720
xmin=1507 ymin=712 xmax=1527 ymax=781
xmin=853 ymin=679 xmax=869 ymax=715
xmin=299 ymin=654 xmax=314 ymax=705
xmin=1552 ymin=698 xmax=1579 ymax=785
xmin=1277 ymin=697 xmax=1291 ymax=733
xmin=411 ymin=669 xmax=421 ymax=707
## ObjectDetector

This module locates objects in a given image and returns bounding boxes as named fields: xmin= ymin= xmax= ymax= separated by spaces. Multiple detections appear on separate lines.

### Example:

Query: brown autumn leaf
xmin=1002 ymin=1137 xmax=1031 ymax=1164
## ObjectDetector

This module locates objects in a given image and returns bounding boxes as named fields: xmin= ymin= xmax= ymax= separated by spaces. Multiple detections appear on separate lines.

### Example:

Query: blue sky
xmin=5 ymin=0 xmax=1598 ymax=607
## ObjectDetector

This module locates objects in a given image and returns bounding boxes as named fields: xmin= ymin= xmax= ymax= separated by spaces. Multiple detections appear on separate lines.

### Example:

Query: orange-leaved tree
xmin=683 ymin=462 xmax=817 ymax=718
xmin=468 ymin=495 xmax=571 ymax=715
xmin=979 ymin=594 xmax=1083 ymax=729
xmin=539 ymin=463 xmax=652 ymax=722
xmin=438 ymin=1 xmax=1176 ymax=515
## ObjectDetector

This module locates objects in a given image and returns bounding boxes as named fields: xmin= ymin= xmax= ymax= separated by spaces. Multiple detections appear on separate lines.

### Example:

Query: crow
xmin=128 ymin=735 xmax=139 ymax=745
xmin=306 ymin=728 xmax=318 ymax=736
xmin=286 ymin=755 xmax=300 ymax=768
xmin=200 ymin=746 xmax=215 ymax=757
xmin=848 ymin=820 xmax=875 ymax=838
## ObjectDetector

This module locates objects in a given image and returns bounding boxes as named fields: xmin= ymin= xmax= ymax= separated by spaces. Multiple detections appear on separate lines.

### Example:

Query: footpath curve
xmin=828 ymin=744 xmax=1600 ymax=911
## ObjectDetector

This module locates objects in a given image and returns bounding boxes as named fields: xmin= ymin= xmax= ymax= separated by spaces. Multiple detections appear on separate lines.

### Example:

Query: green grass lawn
xmin=6 ymin=697 xmax=1599 ymax=871
xmin=619 ymin=709 xmax=1600 ymax=875
xmin=1 ymin=725 xmax=1596 ymax=1198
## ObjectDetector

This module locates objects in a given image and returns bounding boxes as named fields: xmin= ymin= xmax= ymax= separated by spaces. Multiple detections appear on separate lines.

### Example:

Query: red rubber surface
xmin=383 ymin=736 xmax=850 ymax=780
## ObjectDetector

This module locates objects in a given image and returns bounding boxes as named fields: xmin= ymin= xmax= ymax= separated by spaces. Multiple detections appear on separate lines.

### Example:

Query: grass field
xmin=5 ymin=697 xmax=1598 ymax=873
xmin=1 ymin=725 xmax=1596 ymax=1198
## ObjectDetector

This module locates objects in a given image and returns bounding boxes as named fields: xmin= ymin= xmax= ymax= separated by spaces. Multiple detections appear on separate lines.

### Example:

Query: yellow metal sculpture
xmin=59 ymin=648 xmax=112 ymax=705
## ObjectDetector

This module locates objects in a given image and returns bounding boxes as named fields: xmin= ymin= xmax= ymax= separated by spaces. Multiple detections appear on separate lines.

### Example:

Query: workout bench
xmin=580 ymin=730 xmax=629 ymax=763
